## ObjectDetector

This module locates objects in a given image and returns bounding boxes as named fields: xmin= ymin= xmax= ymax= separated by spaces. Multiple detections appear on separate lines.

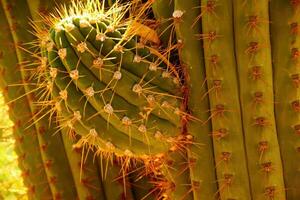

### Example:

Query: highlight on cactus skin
xmin=1 ymin=0 xmax=300 ymax=199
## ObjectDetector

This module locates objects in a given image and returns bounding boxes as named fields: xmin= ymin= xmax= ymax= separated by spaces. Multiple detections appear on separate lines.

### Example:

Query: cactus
xmin=270 ymin=0 xmax=300 ymax=199
xmin=2 ymin=0 xmax=300 ymax=200
xmin=233 ymin=1 xmax=286 ymax=199
xmin=200 ymin=0 xmax=251 ymax=199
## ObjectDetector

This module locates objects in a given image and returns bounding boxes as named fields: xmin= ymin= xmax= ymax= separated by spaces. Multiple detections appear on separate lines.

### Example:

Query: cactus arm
xmin=270 ymin=1 xmax=300 ymax=198
xmin=173 ymin=0 xmax=218 ymax=199
xmin=61 ymin=130 xmax=106 ymax=200
xmin=1 ymin=0 xmax=79 ymax=198
xmin=233 ymin=1 xmax=286 ymax=199
xmin=201 ymin=0 xmax=252 ymax=199
xmin=0 ymin=3 xmax=52 ymax=198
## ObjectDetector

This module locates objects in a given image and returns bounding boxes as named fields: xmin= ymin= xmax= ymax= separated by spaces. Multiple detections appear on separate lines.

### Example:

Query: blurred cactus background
xmin=0 ymin=93 xmax=27 ymax=199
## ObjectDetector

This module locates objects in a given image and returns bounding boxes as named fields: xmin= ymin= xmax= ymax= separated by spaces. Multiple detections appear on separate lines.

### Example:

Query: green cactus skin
xmin=233 ymin=1 xmax=286 ymax=199
xmin=61 ymin=130 xmax=106 ymax=200
xmin=49 ymin=61 xmax=157 ymax=157
xmin=1 ymin=0 xmax=80 ymax=199
xmin=0 ymin=3 xmax=52 ymax=199
xmin=152 ymin=0 xmax=174 ymax=47
xmin=61 ymin=23 xmax=181 ymax=127
xmin=201 ymin=0 xmax=251 ymax=199
xmin=98 ymin=158 xmax=134 ymax=200
xmin=130 ymin=172 xmax=156 ymax=200
xmin=270 ymin=0 xmax=300 ymax=198
xmin=76 ymin=20 xmax=181 ymax=95
xmin=173 ymin=0 xmax=218 ymax=199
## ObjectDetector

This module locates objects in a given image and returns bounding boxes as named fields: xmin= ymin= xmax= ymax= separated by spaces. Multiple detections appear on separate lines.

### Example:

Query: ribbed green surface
xmin=173 ymin=0 xmax=217 ymax=199
xmin=201 ymin=0 xmax=251 ymax=199
xmin=1 ymin=0 xmax=78 ymax=198
xmin=271 ymin=0 xmax=300 ymax=199
xmin=0 ymin=3 xmax=51 ymax=199
xmin=233 ymin=1 xmax=286 ymax=199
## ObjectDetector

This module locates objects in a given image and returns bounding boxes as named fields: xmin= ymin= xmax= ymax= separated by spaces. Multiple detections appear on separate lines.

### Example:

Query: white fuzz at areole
xmin=85 ymin=86 xmax=95 ymax=97
xmin=138 ymin=124 xmax=147 ymax=133
xmin=104 ymin=104 xmax=114 ymax=114
xmin=69 ymin=69 xmax=79 ymax=80
xmin=89 ymin=129 xmax=98 ymax=137
xmin=77 ymin=42 xmax=87 ymax=53
xmin=59 ymin=90 xmax=68 ymax=100
xmin=49 ymin=67 xmax=57 ymax=78
xmin=96 ymin=33 xmax=106 ymax=42
xmin=133 ymin=55 xmax=142 ymax=63
xmin=172 ymin=10 xmax=184 ymax=19
xmin=113 ymin=71 xmax=122 ymax=80
xmin=58 ymin=48 xmax=67 ymax=59
xmin=93 ymin=57 xmax=104 ymax=68
xmin=73 ymin=111 xmax=82 ymax=121
xmin=132 ymin=84 xmax=143 ymax=94
xmin=122 ymin=116 xmax=132 ymax=126
xmin=149 ymin=63 xmax=157 ymax=71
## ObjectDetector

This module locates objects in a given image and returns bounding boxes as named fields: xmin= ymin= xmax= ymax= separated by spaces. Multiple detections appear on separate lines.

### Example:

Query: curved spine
xmin=98 ymin=157 xmax=134 ymax=200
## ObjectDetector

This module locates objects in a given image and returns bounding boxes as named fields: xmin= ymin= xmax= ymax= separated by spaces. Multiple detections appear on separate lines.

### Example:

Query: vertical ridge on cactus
xmin=1 ymin=0 xmax=81 ymax=198
xmin=173 ymin=0 xmax=217 ymax=199
xmin=271 ymin=0 xmax=300 ymax=199
xmin=233 ymin=1 xmax=286 ymax=199
xmin=201 ymin=0 xmax=252 ymax=199
xmin=0 ymin=3 xmax=53 ymax=198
